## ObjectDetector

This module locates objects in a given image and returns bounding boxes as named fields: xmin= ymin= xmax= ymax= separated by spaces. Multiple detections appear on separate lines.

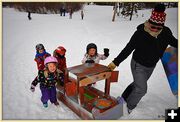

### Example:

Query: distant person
xmin=28 ymin=11 xmax=31 ymax=20
xmin=60 ymin=7 xmax=63 ymax=16
xmin=108 ymin=4 xmax=178 ymax=114
xmin=69 ymin=8 xmax=73 ymax=19
xmin=62 ymin=7 xmax=66 ymax=16
xmin=60 ymin=6 xmax=66 ymax=16
xmin=81 ymin=10 xmax=84 ymax=20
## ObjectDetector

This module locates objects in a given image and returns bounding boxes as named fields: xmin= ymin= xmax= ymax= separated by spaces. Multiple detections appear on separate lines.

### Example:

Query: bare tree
xmin=112 ymin=3 xmax=118 ymax=22
xmin=129 ymin=3 xmax=134 ymax=21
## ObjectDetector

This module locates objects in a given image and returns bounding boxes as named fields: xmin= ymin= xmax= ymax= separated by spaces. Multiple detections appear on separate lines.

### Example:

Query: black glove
xmin=30 ymin=85 xmax=35 ymax=92
xmin=104 ymin=48 xmax=109 ymax=57
xmin=60 ymin=81 xmax=64 ymax=86
xmin=38 ymin=70 xmax=44 ymax=75
xmin=85 ymin=60 xmax=95 ymax=63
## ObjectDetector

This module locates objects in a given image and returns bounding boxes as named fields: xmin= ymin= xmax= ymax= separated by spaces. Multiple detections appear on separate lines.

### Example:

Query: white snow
xmin=3 ymin=5 xmax=178 ymax=120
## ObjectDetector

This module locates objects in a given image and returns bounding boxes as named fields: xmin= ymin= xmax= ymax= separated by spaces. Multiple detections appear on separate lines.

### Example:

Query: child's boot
xmin=54 ymin=101 xmax=59 ymax=106
xmin=43 ymin=102 xmax=48 ymax=108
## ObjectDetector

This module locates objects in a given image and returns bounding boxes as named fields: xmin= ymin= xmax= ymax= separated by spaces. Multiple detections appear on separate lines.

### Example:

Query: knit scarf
xmin=144 ymin=21 xmax=162 ymax=38
xmin=35 ymin=50 xmax=47 ymax=58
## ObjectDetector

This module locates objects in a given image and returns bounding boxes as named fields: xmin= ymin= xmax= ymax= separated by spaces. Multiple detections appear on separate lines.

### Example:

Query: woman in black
xmin=108 ymin=4 xmax=178 ymax=113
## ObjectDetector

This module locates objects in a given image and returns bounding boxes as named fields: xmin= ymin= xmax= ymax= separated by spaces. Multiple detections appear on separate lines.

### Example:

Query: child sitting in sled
xmin=82 ymin=43 xmax=109 ymax=85
xmin=53 ymin=46 xmax=67 ymax=74
xmin=30 ymin=56 xmax=64 ymax=108
xmin=34 ymin=44 xmax=51 ymax=72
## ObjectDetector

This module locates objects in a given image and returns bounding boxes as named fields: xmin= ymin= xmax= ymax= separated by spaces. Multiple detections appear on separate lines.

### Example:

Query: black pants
xmin=122 ymin=59 xmax=155 ymax=110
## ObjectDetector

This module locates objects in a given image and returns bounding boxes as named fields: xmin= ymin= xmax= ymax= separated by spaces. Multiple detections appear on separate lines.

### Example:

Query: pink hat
xmin=44 ymin=56 xmax=58 ymax=65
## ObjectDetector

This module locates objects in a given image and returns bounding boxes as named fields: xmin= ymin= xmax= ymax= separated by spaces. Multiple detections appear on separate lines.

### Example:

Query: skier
xmin=34 ymin=44 xmax=51 ymax=72
xmin=108 ymin=4 xmax=178 ymax=114
xmin=30 ymin=56 xmax=64 ymax=108
xmin=82 ymin=43 xmax=109 ymax=64
xmin=53 ymin=46 xmax=67 ymax=74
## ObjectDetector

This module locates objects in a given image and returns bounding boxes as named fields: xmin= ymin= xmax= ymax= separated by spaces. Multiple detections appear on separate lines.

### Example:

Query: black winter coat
xmin=32 ymin=70 xmax=64 ymax=88
xmin=113 ymin=24 xmax=178 ymax=67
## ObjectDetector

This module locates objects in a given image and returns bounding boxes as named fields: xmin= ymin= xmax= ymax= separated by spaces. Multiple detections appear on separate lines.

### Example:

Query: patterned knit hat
xmin=148 ymin=4 xmax=166 ymax=26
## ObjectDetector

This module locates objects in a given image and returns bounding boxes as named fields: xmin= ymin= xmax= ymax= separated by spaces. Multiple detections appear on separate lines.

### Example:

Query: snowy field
xmin=3 ymin=5 xmax=178 ymax=120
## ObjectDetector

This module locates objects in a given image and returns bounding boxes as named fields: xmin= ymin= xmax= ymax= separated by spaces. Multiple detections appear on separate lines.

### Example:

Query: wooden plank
xmin=105 ymin=78 xmax=111 ymax=96
xmin=79 ymin=72 xmax=111 ymax=86
xmin=57 ymin=91 xmax=93 ymax=120
xmin=109 ymin=71 xmax=119 ymax=83
xmin=65 ymin=81 xmax=77 ymax=96
xmin=68 ymin=63 xmax=111 ymax=79
xmin=79 ymin=86 xmax=85 ymax=105
xmin=92 ymin=103 xmax=123 ymax=120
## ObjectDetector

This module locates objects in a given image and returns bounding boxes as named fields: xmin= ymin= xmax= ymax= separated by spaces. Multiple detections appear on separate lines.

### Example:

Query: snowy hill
xmin=3 ymin=5 xmax=178 ymax=119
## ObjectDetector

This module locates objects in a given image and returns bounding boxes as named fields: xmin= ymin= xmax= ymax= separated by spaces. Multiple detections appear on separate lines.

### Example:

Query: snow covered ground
xmin=3 ymin=5 xmax=178 ymax=120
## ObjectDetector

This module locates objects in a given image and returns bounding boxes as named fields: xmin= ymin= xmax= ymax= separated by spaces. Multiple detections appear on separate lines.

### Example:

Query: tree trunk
xmin=117 ymin=3 xmax=120 ymax=16
xmin=112 ymin=4 xmax=117 ymax=22
xmin=129 ymin=3 xmax=134 ymax=21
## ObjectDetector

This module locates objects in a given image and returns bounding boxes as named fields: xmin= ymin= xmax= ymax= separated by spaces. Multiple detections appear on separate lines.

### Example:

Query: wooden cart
xmin=57 ymin=63 xmax=123 ymax=120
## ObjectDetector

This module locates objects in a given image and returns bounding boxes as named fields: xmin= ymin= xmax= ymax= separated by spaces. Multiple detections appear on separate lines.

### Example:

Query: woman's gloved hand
xmin=108 ymin=62 xmax=117 ymax=71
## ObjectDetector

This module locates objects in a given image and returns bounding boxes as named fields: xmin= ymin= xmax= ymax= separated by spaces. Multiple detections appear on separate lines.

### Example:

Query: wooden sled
xmin=56 ymin=63 xmax=123 ymax=120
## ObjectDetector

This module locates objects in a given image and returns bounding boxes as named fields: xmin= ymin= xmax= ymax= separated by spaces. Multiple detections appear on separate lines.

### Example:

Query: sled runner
xmin=161 ymin=47 xmax=178 ymax=96
xmin=56 ymin=63 xmax=123 ymax=119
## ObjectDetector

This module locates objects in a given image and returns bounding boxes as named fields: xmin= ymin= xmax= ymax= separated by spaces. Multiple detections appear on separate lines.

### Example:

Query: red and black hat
xmin=55 ymin=46 xmax=66 ymax=55
xmin=148 ymin=4 xmax=166 ymax=26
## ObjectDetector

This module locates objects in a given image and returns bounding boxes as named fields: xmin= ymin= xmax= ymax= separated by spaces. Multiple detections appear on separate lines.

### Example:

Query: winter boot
xmin=43 ymin=102 xmax=48 ymax=108
xmin=54 ymin=101 xmax=59 ymax=106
